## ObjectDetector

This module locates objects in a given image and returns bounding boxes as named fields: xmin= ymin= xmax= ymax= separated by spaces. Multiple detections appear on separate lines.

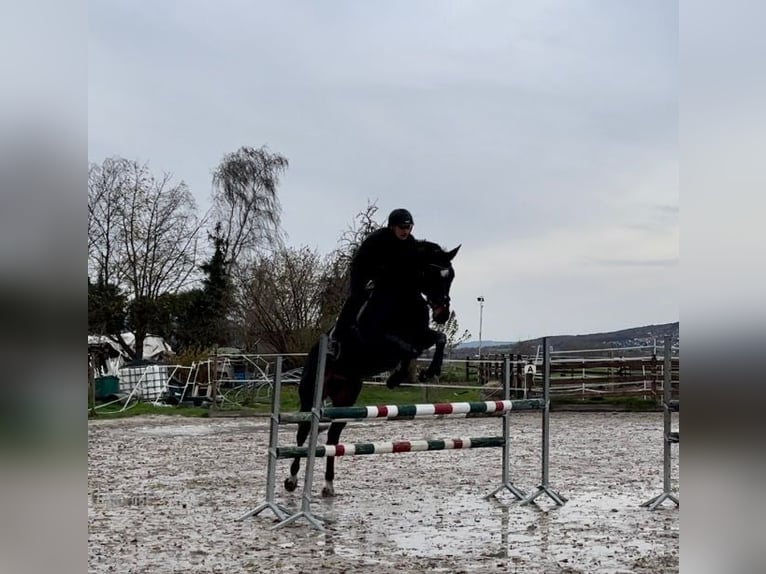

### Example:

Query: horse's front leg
xmin=322 ymin=421 xmax=347 ymax=497
xmin=419 ymin=329 xmax=447 ymax=381
xmin=284 ymin=421 xmax=311 ymax=492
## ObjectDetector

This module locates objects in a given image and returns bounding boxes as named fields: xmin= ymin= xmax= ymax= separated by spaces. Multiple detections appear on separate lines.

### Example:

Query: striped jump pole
xmin=277 ymin=436 xmax=505 ymax=459
xmin=279 ymin=398 xmax=544 ymax=423
xmin=238 ymin=356 xmax=291 ymax=522
xmin=521 ymin=337 xmax=567 ymax=507
xmin=641 ymin=338 xmax=679 ymax=510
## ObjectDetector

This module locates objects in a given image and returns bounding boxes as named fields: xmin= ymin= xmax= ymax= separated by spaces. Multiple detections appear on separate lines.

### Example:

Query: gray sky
xmin=88 ymin=0 xmax=678 ymax=342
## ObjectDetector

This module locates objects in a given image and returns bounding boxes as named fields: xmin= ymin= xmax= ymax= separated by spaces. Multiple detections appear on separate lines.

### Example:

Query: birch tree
xmin=211 ymin=146 xmax=288 ymax=271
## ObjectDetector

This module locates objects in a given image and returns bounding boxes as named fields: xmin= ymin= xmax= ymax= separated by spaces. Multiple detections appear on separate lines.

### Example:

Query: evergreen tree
xmin=88 ymin=277 xmax=126 ymax=336
xmin=197 ymin=223 xmax=234 ymax=347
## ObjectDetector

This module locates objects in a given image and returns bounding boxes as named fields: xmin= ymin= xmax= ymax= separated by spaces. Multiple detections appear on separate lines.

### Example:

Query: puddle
xmin=383 ymin=492 xmax=535 ymax=558
xmin=137 ymin=424 xmax=214 ymax=437
xmin=135 ymin=420 xmax=268 ymax=437
xmin=90 ymin=492 xmax=165 ymax=507
xmin=89 ymin=491 xmax=214 ymax=508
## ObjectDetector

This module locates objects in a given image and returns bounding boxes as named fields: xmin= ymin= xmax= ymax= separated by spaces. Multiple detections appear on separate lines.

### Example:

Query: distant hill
xmin=456 ymin=340 xmax=514 ymax=349
xmin=453 ymin=322 xmax=678 ymax=358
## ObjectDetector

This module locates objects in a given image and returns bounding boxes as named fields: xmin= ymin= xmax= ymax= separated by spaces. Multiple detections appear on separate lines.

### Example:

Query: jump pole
xmin=277 ymin=436 xmax=506 ymax=458
xmin=279 ymin=398 xmax=544 ymax=422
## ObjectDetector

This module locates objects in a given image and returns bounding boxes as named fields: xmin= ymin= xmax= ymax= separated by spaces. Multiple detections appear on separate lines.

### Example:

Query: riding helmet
xmin=388 ymin=208 xmax=414 ymax=226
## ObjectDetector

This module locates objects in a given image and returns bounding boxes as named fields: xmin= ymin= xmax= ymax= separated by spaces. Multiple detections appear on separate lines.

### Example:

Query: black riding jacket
xmin=349 ymin=228 xmax=419 ymax=296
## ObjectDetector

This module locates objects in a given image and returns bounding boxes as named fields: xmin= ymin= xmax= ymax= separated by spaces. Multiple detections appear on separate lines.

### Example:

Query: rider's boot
xmin=330 ymin=293 xmax=368 ymax=356
xmin=327 ymin=327 xmax=341 ymax=360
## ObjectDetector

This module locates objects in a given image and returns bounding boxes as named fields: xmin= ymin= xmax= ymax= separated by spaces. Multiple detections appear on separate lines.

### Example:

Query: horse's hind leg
xmin=322 ymin=421 xmax=347 ymax=497
xmin=284 ymin=421 xmax=311 ymax=492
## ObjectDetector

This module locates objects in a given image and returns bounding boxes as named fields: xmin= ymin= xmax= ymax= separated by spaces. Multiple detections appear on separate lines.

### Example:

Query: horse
xmin=284 ymin=240 xmax=460 ymax=497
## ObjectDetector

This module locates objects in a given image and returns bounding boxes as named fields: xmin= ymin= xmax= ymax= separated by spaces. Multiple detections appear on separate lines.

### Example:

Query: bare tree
xmin=317 ymin=201 xmax=382 ymax=325
xmin=88 ymin=157 xmax=129 ymax=285
xmin=432 ymin=310 xmax=472 ymax=359
xmin=234 ymin=246 xmax=326 ymax=356
xmin=211 ymin=146 xmax=289 ymax=271
xmin=87 ymin=157 xmax=207 ymax=358
xmin=332 ymin=200 xmax=380 ymax=273
xmin=118 ymin=161 xmax=203 ymax=299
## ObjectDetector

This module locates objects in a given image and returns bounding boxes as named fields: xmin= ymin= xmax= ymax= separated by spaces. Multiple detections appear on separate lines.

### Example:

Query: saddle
xmin=328 ymin=288 xmax=426 ymax=387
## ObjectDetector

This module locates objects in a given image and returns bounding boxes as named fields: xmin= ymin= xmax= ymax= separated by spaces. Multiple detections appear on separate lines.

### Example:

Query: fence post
xmin=524 ymin=367 xmax=533 ymax=400
xmin=210 ymin=348 xmax=219 ymax=413
xmin=500 ymin=355 xmax=506 ymax=388
xmin=88 ymin=352 xmax=97 ymax=417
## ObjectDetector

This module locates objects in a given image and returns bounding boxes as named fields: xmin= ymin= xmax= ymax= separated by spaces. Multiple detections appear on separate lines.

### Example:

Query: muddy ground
xmin=88 ymin=412 xmax=679 ymax=573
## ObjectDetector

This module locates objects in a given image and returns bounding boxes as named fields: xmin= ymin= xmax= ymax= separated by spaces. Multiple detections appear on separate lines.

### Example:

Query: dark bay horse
xmin=284 ymin=240 xmax=460 ymax=497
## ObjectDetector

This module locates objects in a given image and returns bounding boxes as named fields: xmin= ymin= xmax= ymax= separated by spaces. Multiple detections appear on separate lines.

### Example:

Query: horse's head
xmin=417 ymin=242 xmax=460 ymax=325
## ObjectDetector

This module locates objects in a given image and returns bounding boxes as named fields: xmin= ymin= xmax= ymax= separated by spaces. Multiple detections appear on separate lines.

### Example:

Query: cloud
xmin=87 ymin=1 xmax=678 ymax=340
xmin=589 ymin=258 xmax=679 ymax=267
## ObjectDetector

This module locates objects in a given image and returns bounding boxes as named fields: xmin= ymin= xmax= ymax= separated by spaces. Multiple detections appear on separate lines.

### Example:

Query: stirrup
xmin=327 ymin=338 xmax=341 ymax=360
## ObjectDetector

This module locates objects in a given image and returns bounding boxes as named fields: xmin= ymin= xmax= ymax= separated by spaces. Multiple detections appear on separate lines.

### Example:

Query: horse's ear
xmin=446 ymin=244 xmax=461 ymax=261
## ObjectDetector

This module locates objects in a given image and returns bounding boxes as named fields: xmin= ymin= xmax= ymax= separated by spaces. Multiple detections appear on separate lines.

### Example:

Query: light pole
xmin=477 ymin=296 xmax=485 ymax=360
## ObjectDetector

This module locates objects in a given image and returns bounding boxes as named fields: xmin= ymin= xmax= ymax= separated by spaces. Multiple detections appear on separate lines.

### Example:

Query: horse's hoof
xmin=284 ymin=477 xmax=298 ymax=492
xmin=385 ymin=375 xmax=402 ymax=389
xmin=321 ymin=484 xmax=335 ymax=498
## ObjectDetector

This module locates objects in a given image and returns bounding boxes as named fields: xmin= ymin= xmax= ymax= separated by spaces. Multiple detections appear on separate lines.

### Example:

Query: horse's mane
xmin=414 ymin=239 xmax=448 ymax=258
xmin=416 ymin=239 xmax=442 ymax=250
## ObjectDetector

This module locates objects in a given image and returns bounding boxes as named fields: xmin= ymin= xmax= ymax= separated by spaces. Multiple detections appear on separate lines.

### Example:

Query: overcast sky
xmin=88 ymin=0 xmax=678 ymax=342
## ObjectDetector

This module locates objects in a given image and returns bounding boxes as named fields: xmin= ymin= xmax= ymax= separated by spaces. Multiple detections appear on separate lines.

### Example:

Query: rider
xmin=350 ymin=208 xmax=417 ymax=293
xmin=332 ymin=208 xmax=421 ymax=386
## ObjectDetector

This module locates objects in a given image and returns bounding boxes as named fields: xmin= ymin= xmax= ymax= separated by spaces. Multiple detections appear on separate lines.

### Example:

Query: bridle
xmin=424 ymin=263 xmax=452 ymax=323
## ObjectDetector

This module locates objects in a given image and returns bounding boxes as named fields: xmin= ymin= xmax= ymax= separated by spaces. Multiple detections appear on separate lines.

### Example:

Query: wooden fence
xmin=458 ymin=350 xmax=680 ymax=400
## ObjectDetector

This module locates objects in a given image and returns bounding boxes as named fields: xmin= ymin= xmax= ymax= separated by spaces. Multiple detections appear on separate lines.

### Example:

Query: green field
xmin=88 ymin=380 xmax=661 ymax=419
xmin=89 ymin=383 xmax=483 ymax=419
